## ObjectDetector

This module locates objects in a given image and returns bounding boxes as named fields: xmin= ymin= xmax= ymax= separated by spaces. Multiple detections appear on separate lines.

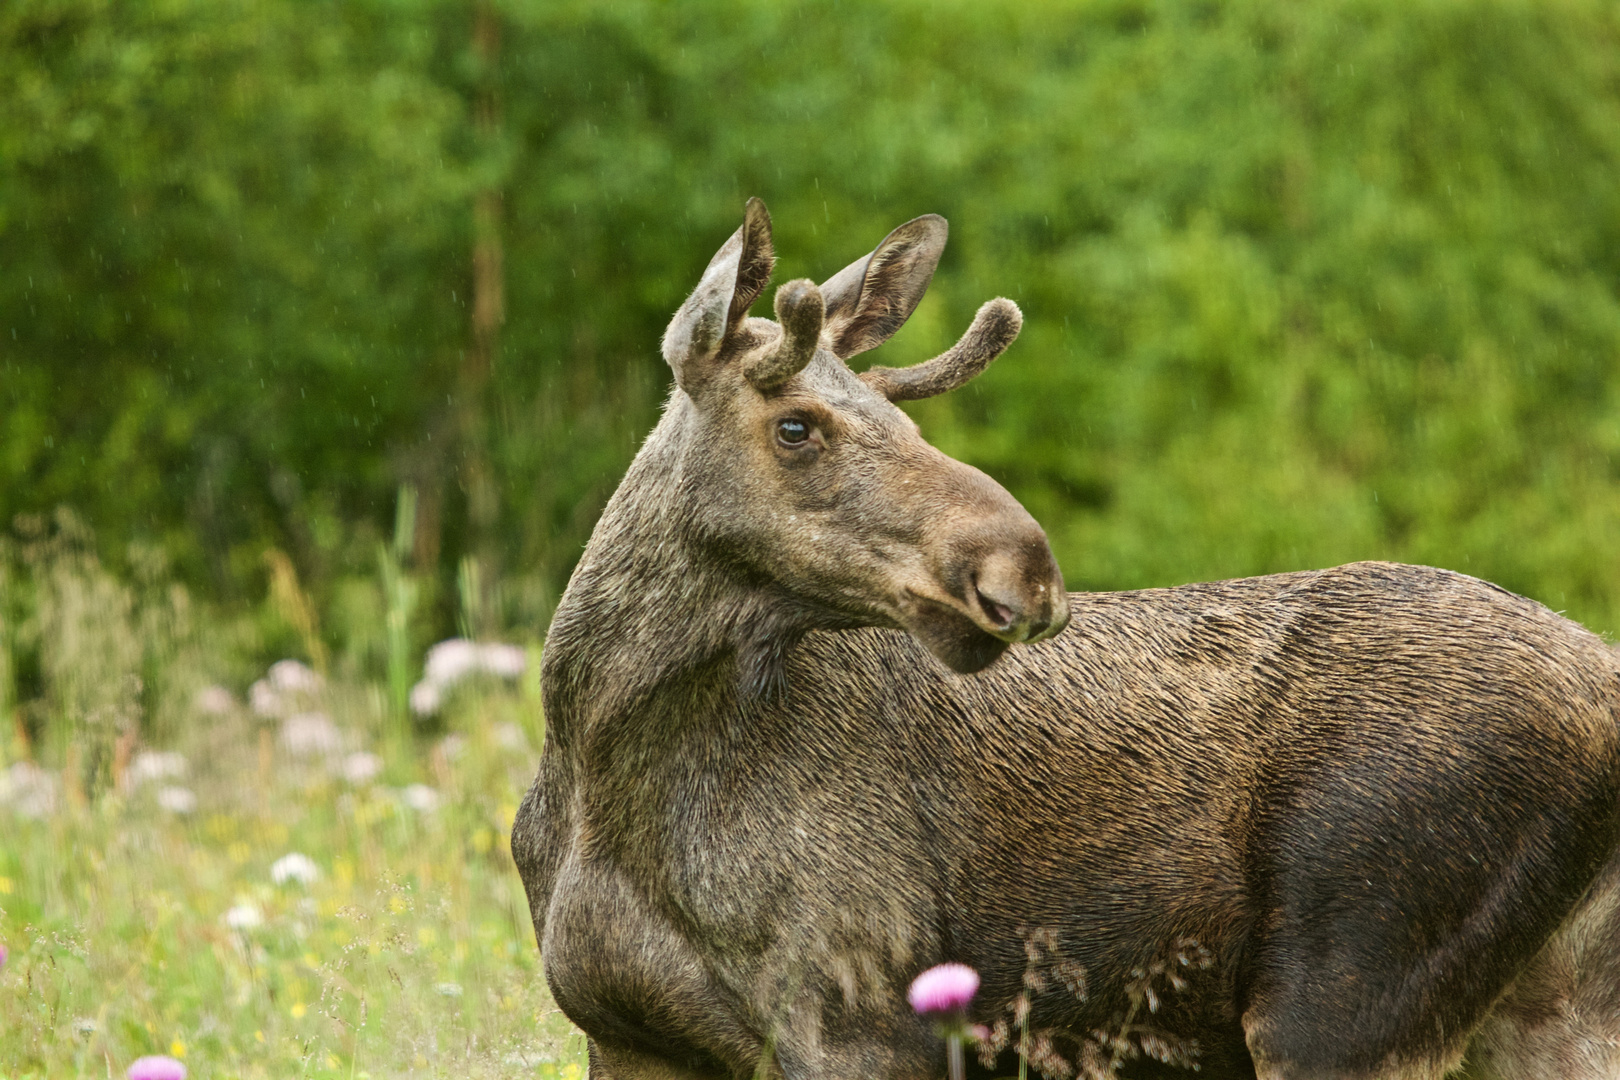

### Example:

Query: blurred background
xmin=4 ymin=0 xmax=1620 ymax=1073
xmin=8 ymin=0 xmax=1620 ymax=694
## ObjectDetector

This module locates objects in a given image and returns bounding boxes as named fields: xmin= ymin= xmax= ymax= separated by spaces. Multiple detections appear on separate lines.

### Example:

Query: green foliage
xmin=4 ymin=0 xmax=1620 ymax=650
xmin=380 ymin=486 xmax=421 ymax=740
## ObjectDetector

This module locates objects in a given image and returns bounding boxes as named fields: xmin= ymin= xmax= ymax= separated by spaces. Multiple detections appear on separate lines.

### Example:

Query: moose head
xmin=657 ymin=198 xmax=1069 ymax=678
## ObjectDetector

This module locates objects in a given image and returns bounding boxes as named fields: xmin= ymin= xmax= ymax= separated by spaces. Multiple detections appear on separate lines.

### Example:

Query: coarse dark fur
xmin=512 ymin=202 xmax=1620 ymax=1080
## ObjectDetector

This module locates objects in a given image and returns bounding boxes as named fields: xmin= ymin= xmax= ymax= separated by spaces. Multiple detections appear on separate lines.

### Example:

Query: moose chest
xmin=537 ymin=691 xmax=955 ymax=1070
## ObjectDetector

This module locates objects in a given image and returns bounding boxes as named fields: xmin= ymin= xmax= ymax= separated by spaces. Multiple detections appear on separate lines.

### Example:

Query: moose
xmin=512 ymin=199 xmax=1620 ymax=1080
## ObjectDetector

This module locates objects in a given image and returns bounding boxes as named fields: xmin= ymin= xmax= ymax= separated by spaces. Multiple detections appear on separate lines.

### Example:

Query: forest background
xmin=8 ymin=0 xmax=1620 ymax=684
xmin=4 ymin=0 xmax=1620 ymax=1075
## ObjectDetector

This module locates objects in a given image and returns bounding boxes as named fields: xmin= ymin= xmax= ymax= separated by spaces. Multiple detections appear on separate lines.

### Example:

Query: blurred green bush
xmin=4 ymin=0 xmax=1620 ymax=664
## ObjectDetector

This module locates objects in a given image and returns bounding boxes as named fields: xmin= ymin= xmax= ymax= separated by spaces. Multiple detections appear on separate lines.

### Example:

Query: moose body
xmin=513 ymin=202 xmax=1620 ymax=1080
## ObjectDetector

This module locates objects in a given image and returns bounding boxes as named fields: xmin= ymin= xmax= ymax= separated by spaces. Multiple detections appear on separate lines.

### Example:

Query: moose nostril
xmin=976 ymin=588 xmax=1015 ymax=629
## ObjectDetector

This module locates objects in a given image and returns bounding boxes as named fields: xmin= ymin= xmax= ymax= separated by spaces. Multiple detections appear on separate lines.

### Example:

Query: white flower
xmin=127 ymin=751 xmax=188 ymax=790
xmin=249 ymin=679 xmax=282 ymax=718
xmin=279 ymin=712 xmax=342 ymax=758
xmin=224 ymin=902 xmax=264 ymax=930
xmin=479 ymin=643 xmax=527 ymax=679
xmin=408 ymin=679 xmax=442 ymax=717
xmin=434 ymin=982 xmax=463 ymax=997
xmin=438 ymin=733 xmax=467 ymax=761
xmin=413 ymin=640 xmax=528 ymax=715
xmin=401 ymin=784 xmax=441 ymax=813
xmin=339 ymin=752 xmax=383 ymax=785
xmin=156 ymin=786 xmax=198 ymax=815
xmin=195 ymin=685 xmax=236 ymax=715
xmin=271 ymin=852 xmax=320 ymax=886
xmin=267 ymin=659 xmax=323 ymax=694
xmin=424 ymin=639 xmax=482 ymax=686
xmin=0 ymin=762 xmax=58 ymax=820
xmin=492 ymin=722 xmax=527 ymax=750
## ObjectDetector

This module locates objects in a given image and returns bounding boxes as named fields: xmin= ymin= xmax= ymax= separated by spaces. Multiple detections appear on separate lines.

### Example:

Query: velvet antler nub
xmin=743 ymin=278 xmax=825 ymax=391
xmin=860 ymin=298 xmax=1022 ymax=402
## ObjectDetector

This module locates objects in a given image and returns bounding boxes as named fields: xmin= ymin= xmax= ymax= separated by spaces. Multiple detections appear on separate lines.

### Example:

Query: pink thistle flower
xmin=911 ymin=963 xmax=980 ymax=1080
xmin=127 ymin=1055 xmax=187 ymax=1080
xmin=908 ymin=962 xmax=980 ymax=1016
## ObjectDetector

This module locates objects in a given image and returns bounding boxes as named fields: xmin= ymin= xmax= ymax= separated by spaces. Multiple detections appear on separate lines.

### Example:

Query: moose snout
xmin=900 ymin=460 xmax=1071 ymax=672
xmin=971 ymin=546 xmax=1070 ymax=643
xmin=902 ymin=521 xmax=1068 ymax=674
xmin=962 ymin=534 xmax=1070 ymax=645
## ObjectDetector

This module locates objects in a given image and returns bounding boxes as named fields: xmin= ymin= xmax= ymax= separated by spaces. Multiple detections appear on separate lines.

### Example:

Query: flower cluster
xmin=0 ymin=761 xmax=58 ymax=820
xmin=408 ymin=638 xmax=527 ymax=716
xmin=270 ymin=852 xmax=321 ymax=886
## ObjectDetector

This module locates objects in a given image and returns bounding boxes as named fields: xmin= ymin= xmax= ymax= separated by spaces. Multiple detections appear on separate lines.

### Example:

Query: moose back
xmin=512 ymin=201 xmax=1620 ymax=1080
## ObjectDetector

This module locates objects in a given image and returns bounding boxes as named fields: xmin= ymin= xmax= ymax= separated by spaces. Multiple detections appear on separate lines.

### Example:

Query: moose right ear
xmin=662 ymin=198 xmax=774 ymax=392
xmin=819 ymin=214 xmax=948 ymax=359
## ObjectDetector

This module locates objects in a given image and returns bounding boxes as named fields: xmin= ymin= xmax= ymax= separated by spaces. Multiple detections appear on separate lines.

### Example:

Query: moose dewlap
xmin=511 ymin=200 xmax=1620 ymax=1080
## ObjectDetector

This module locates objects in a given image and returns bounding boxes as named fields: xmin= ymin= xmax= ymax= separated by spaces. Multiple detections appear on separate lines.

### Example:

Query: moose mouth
xmin=901 ymin=594 xmax=1013 ymax=675
xmin=974 ymin=587 xmax=1017 ymax=635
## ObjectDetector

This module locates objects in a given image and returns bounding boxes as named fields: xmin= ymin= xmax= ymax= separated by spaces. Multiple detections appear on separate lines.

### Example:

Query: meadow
xmin=0 ymin=528 xmax=587 ymax=1078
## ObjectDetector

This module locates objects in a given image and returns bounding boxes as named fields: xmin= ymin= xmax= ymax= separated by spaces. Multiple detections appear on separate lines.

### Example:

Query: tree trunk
xmin=461 ymin=0 xmax=504 ymax=632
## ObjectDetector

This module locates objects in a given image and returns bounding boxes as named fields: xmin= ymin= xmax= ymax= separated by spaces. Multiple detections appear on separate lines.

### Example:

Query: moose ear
xmin=819 ymin=214 xmax=948 ymax=359
xmin=662 ymin=198 xmax=775 ymax=391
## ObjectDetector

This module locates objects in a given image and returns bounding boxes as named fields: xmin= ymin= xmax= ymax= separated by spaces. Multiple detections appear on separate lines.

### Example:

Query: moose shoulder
xmin=512 ymin=200 xmax=1620 ymax=1080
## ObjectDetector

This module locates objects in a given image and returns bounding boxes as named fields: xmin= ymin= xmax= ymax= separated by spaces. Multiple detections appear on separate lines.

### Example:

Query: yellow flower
xmin=256 ymin=1030 xmax=265 ymax=1044
xmin=0 ymin=876 xmax=14 ymax=895
xmin=170 ymin=1040 xmax=187 ymax=1058
xmin=290 ymin=1002 xmax=307 ymax=1019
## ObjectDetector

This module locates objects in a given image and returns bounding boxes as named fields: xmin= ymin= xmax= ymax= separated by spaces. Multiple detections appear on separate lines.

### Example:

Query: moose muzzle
xmin=899 ymin=465 xmax=1070 ymax=675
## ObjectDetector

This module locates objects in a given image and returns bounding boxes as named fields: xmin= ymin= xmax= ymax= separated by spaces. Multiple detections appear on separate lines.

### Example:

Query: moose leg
xmin=587 ymin=1040 xmax=615 ymax=1080
xmin=1462 ymin=855 xmax=1620 ymax=1080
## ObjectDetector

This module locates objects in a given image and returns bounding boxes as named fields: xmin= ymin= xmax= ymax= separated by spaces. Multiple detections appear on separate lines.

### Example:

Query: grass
xmin=0 ymin=671 xmax=588 ymax=1079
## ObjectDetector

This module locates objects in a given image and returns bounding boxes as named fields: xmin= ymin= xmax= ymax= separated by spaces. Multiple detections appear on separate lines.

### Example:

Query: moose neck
xmin=541 ymin=393 xmax=804 ymax=752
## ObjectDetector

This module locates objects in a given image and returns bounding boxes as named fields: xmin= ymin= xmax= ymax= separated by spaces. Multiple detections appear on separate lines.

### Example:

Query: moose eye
xmin=776 ymin=418 xmax=812 ymax=447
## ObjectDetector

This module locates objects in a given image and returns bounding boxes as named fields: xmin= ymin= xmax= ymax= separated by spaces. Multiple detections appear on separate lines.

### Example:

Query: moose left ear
xmin=819 ymin=214 xmax=948 ymax=359
xmin=662 ymin=198 xmax=775 ymax=392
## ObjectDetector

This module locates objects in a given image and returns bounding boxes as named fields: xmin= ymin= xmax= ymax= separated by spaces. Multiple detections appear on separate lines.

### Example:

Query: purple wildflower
xmin=0 ymin=943 xmax=8 ymax=969
xmin=908 ymin=962 xmax=980 ymax=1016
xmin=127 ymin=1056 xmax=187 ymax=1080
xmin=910 ymin=963 xmax=981 ymax=1080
